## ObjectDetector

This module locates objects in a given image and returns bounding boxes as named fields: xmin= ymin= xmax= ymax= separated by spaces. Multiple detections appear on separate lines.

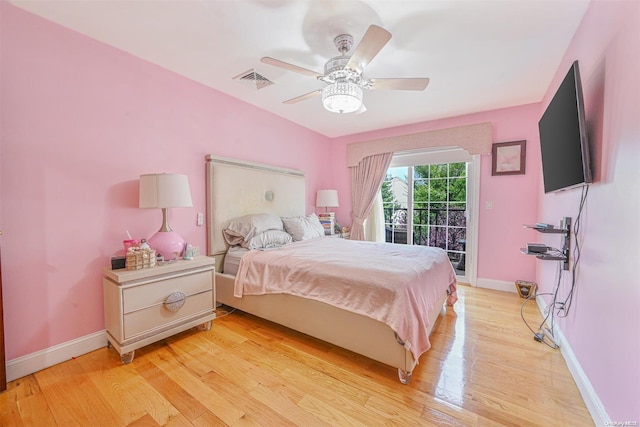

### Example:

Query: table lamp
xmin=139 ymin=173 xmax=193 ymax=260
xmin=316 ymin=189 xmax=339 ymax=213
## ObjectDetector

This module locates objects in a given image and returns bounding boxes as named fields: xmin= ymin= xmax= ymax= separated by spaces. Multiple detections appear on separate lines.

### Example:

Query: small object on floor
xmin=515 ymin=280 xmax=537 ymax=298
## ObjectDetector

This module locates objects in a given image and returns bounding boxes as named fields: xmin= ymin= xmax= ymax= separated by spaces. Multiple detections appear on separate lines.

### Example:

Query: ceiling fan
xmin=260 ymin=25 xmax=430 ymax=114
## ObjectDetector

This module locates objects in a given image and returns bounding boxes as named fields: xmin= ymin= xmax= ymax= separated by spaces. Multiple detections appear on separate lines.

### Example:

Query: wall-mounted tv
xmin=538 ymin=60 xmax=592 ymax=193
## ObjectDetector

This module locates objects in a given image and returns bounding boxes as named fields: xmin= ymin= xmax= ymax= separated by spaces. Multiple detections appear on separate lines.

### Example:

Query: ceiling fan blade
xmin=369 ymin=78 xmax=430 ymax=91
xmin=261 ymin=57 xmax=323 ymax=78
xmin=346 ymin=25 xmax=392 ymax=74
xmin=283 ymin=90 xmax=322 ymax=104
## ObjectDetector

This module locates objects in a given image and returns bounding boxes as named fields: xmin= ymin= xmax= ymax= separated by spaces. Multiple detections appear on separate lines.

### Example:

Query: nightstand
xmin=103 ymin=255 xmax=216 ymax=363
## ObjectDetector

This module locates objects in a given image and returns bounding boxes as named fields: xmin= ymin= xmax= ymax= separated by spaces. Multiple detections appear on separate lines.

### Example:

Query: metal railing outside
xmin=383 ymin=207 xmax=467 ymax=268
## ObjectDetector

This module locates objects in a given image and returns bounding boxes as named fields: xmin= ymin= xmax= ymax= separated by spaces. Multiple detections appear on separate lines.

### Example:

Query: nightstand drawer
xmin=124 ymin=289 xmax=213 ymax=339
xmin=123 ymin=270 xmax=212 ymax=314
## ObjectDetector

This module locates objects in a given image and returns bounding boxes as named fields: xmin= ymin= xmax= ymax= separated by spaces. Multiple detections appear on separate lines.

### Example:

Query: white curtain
xmin=364 ymin=192 xmax=386 ymax=242
xmin=349 ymin=152 xmax=393 ymax=241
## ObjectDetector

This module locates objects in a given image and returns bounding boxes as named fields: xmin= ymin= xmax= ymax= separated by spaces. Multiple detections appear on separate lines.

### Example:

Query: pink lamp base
xmin=147 ymin=231 xmax=186 ymax=260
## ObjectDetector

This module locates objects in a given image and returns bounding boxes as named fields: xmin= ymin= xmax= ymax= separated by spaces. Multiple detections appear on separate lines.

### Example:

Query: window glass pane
xmin=429 ymin=178 xmax=447 ymax=201
xmin=413 ymin=179 xmax=428 ymax=203
xmin=383 ymin=168 xmax=408 ymax=232
xmin=387 ymin=226 xmax=407 ymax=244
xmin=390 ymin=176 xmax=408 ymax=208
xmin=429 ymin=164 xmax=448 ymax=178
xmin=429 ymin=203 xmax=447 ymax=225
xmin=429 ymin=226 xmax=447 ymax=249
xmin=413 ymin=224 xmax=429 ymax=246
xmin=448 ymin=177 xmax=466 ymax=202
xmin=390 ymin=209 xmax=407 ymax=230
xmin=448 ymin=207 xmax=467 ymax=228
xmin=413 ymin=165 xmax=429 ymax=179
xmin=413 ymin=204 xmax=428 ymax=227
xmin=449 ymin=162 xmax=467 ymax=177
xmin=448 ymin=227 xmax=467 ymax=251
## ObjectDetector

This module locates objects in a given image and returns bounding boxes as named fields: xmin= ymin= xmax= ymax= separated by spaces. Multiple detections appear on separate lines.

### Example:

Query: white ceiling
xmin=11 ymin=0 xmax=590 ymax=138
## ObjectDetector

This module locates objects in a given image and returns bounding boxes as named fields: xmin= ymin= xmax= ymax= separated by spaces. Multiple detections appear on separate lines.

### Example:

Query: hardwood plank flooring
xmin=0 ymin=285 xmax=593 ymax=426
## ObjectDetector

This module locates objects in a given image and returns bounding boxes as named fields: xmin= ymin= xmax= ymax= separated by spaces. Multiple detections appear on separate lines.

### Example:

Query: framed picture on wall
xmin=492 ymin=140 xmax=526 ymax=176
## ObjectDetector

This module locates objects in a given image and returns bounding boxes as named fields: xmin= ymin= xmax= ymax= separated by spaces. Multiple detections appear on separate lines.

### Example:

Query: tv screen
xmin=538 ymin=61 xmax=592 ymax=193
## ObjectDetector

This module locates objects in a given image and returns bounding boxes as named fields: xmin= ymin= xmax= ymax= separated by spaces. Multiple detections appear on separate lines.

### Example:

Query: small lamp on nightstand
xmin=139 ymin=173 xmax=193 ymax=260
xmin=316 ymin=190 xmax=339 ymax=235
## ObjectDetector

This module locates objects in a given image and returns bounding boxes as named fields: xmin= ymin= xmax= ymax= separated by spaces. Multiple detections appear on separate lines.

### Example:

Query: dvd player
xmin=526 ymin=243 xmax=548 ymax=254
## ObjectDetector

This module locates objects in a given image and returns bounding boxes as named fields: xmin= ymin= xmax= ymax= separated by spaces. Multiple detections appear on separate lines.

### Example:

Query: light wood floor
xmin=1 ymin=285 xmax=593 ymax=426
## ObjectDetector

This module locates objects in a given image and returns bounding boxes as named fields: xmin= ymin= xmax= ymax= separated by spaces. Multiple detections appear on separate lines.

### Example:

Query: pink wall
xmin=536 ymin=0 xmax=639 ymax=421
xmin=331 ymin=104 xmax=542 ymax=284
xmin=0 ymin=3 xmax=330 ymax=360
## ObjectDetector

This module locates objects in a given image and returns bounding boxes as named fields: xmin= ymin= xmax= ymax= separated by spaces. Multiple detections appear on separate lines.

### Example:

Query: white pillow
xmin=223 ymin=213 xmax=283 ymax=245
xmin=281 ymin=214 xmax=325 ymax=241
xmin=244 ymin=230 xmax=292 ymax=249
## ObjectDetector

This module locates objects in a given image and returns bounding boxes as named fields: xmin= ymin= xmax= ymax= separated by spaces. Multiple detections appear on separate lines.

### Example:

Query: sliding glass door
xmin=380 ymin=148 xmax=478 ymax=283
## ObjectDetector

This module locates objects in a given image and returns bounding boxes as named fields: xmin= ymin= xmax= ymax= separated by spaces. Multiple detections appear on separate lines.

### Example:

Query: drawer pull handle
xmin=164 ymin=292 xmax=186 ymax=312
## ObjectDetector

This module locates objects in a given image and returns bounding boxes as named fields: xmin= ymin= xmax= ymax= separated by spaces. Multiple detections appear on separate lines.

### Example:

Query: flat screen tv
xmin=538 ymin=60 xmax=592 ymax=193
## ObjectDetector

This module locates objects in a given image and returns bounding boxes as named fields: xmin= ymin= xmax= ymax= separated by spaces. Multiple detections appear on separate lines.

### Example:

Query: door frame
xmin=464 ymin=155 xmax=480 ymax=286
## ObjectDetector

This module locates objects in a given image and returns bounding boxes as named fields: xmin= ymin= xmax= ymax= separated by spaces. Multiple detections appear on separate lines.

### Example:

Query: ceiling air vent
xmin=233 ymin=69 xmax=274 ymax=90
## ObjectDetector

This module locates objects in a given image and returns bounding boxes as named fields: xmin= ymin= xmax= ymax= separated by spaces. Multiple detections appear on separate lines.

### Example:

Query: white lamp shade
xmin=139 ymin=173 xmax=193 ymax=208
xmin=316 ymin=190 xmax=339 ymax=208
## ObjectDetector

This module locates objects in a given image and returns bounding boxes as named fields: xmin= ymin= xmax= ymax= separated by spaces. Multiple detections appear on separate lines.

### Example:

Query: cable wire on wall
xmin=559 ymin=184 xmax=589 ymax=317
xmin=523 ymin=184 xmax=589 ymax=348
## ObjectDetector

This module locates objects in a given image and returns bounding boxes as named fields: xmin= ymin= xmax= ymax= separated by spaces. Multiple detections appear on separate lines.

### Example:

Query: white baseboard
xmin=475 ymin=278 xmax=517 ymax=293
xmin=6 ymin=330 xmax=107 ymax=382
xmin=535 ymin=295 xmax=609 ymax=425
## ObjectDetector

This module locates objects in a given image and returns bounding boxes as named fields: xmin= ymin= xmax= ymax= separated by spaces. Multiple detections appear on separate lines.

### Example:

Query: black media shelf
xmin=521 ymin=217 xmax=571 ymax=270
xmin=523 ymin=225 xmax=570 ymax=234
xmin=519 ymin=248 xmax=566 ymax=261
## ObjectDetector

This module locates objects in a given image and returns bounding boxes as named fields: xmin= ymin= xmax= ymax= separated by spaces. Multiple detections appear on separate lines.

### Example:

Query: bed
xmin=205 ymin=155 xmax=456 ymax=383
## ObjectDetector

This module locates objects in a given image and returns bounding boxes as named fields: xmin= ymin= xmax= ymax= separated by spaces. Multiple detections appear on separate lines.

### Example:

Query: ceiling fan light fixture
xmin=322 ymin=82 xmax=363 ymax=114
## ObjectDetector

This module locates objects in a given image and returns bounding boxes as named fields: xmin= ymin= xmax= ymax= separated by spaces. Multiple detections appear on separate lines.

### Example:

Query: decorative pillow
xmin=223 ymin=213 xmax=283 ymax=245
xmin=281 ymin=213 xmax=325 ymax=241
xmin=243 ymin=230 xmax=292 ymax=250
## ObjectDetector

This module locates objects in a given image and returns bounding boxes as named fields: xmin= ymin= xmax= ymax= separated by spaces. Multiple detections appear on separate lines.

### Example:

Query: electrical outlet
xmin=196 ymin=212 xmax=204 ymax=226
xmin=485 ymin=201 xmax=493 ymax=210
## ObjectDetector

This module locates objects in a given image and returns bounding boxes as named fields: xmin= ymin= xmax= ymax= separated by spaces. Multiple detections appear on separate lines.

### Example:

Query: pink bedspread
xmin=234 ymin=237 xmax=458 ymax=361
xmin=234 ymin=237 xmax=457 ymax=361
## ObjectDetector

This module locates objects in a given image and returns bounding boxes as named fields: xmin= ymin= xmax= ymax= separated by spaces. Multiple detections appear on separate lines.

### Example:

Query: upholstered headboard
xmin=205 ymin=155 xmax=305 ymax=263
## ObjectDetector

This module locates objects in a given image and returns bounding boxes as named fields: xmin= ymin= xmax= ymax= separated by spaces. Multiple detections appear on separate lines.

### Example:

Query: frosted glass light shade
xmin=322 ymin=82 xmax=362 ymax=114
xmin=316 ymin=190 xmax=339 ymax=208
xmin=139 ymin=173 xmax=193 ymax=208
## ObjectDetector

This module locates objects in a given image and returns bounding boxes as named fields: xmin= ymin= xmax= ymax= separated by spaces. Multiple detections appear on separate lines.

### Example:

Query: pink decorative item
xmin=147 ymin=231 xmax=185 ymax=260
xmin=123 ymin=239 xmax=139 ymax=252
